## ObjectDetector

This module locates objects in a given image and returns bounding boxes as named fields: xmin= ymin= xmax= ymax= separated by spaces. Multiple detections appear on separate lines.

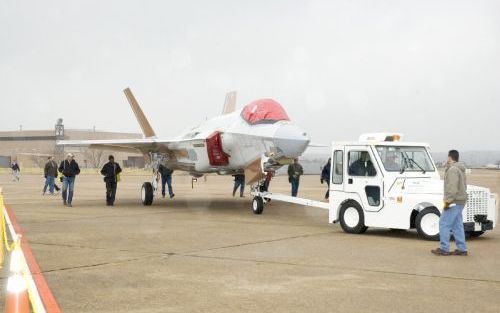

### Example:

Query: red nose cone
xmin=241 ymin=99 xmax=290 ymax=125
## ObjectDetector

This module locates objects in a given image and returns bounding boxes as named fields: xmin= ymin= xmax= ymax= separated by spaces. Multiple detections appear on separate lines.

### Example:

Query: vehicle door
xmin=330 ymin=145 xmax=345 ymax=194
xmin=343 ymin=146 xmax=384 ymax=212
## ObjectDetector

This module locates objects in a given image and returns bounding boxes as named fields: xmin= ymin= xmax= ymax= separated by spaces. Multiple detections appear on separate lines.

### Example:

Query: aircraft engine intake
xmin=206 ymin=131 xmax=230 ymax=166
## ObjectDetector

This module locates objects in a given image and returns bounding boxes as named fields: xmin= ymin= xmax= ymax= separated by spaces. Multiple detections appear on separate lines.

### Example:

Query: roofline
xmin=331 ymin=141 xmax=431 ymax=147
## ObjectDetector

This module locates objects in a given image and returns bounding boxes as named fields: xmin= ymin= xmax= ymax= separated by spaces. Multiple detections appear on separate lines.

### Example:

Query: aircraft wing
xmin=57 ymin=138 xmax=191 ymax=155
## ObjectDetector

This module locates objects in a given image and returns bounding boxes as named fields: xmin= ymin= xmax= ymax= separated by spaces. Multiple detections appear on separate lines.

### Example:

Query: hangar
xmin=0 ymin=120 xmax=144 ymax=168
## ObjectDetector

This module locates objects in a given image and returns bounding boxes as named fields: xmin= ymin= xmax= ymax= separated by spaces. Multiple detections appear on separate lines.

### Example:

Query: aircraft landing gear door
xmin=344 ymin=146 xmax=384 ymax=212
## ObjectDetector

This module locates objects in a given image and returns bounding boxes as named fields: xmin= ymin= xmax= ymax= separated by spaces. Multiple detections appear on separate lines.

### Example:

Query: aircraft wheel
xmin=252 ymin=197 xmax=264 ymax=215
xmin=141 ymin=182 xmax=154 ymax=206
xmin=339 ymin=201 xmax=367 ymax=234
xmin=416 ymin=207 xmax=440 ymax=240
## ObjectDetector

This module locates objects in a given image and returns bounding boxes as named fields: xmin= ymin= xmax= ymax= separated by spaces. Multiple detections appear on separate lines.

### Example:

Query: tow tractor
xmin=250 ymin=133 xmax=498 ymax=240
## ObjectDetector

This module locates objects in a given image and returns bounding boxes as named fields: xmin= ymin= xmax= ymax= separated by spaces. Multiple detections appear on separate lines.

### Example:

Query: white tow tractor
xmin=251 ymin=133 xmax=498 ymax=240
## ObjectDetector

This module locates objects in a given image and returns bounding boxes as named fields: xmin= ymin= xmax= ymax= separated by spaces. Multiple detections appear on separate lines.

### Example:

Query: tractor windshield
xmin=241 ymin=99 xmax=290 ymax=125
xmin=376 ymin=146 xmax=435 ymax=173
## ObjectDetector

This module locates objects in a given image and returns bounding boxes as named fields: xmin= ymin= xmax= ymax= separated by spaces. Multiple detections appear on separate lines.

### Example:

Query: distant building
xmin=0 ymin=129 xmax=144 ymax=168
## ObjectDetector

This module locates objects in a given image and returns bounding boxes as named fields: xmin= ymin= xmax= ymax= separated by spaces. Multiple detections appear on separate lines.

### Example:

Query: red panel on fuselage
xmin=206 ymin=131 xmax=230 ymax=166
xmin=241 ymin=99 xmax=290 ymax=125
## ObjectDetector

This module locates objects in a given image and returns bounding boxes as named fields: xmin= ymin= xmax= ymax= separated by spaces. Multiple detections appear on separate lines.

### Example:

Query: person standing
xmin=321 ymin=158 xmax=331 ymax=200
xmin=158 ymin=163 xmax=175 ymax=198
xmin=58 ymin=153 xmax=80 ymax=207
xmin=261 ymin=171 xmax=274 ymax=192
xmin=100 ymin=155 xmax=122 ymax=206
xmin=432 ymin=150 xmax=468 ymax=256
xmin=43 ymin=156 xmax=58 ymax=195
xmin=232 ymin=173 xmax=245 ymax=197
xmin=11 ymin=161 xmax=20 ymax=182
xmin=287 ymin=158 xmax=304 ymax=197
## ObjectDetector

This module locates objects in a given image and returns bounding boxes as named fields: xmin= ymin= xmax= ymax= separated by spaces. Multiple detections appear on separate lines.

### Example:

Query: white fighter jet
xmin=58 ymin=88 xmax=310 ymax=205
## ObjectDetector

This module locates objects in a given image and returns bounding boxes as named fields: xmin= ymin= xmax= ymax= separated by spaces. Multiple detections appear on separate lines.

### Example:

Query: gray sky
xmin=1 ymin=0 xmax=499 ymax=152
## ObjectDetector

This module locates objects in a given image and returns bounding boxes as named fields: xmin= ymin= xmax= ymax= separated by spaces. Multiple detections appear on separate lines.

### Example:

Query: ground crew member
xmin=261 ymin=171 xmax=273 ymax=192
xmin=100 ymin=155 xmax=122 ymax=206
xmin=432 ymin=150 xmax=468 ymax=256
xmin=11 ymin=162 xmax=20 ymax=182
xmin=232 ymin=173 xmax=245 ymax=197
xmin=287 ymin=158 xmax=303 ymax=197
xmin=43 ymin=156 xmax=59 ymax=195
xmin=321 ymin=158 xmax=331 ymax=200
xmin=158 ymin=163 xmax=175 ymax=198
xmin=58 ymin=153 xmax=80 ymax=207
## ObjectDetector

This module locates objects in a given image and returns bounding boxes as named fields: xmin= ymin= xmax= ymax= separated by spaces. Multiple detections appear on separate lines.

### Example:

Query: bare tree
xmin=84 ymin=149 xmax=105 ymax=168
xmin=30 ymin=154 xmax=45 ymax=168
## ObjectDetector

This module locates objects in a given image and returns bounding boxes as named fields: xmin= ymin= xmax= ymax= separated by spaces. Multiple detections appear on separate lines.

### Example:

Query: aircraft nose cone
xmin=274 ymin=124 xmax=310 ymax=158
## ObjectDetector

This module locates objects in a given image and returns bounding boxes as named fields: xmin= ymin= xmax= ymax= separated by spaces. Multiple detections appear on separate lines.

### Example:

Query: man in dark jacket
xmin=321 ymin=158 xmax=331 ymax=200
xmin=287 ymin=158 xmax=304 ymax=197
xmin=11 ymin=162 xmax=20 ymax=182
xmin=58 ymin=153 xmax=80 ymax=207
xmin=232 ymin=173 xmax=245 ymax=197
xmin=100 ymin=155 xmax=122 ymax=206
xmin=158 ymin=164 xmax=175 ymax=198
xmin=43 ymin=156 xmax=59 ymax=195
xmin=348 ymin=152 xmax=376 ymax=177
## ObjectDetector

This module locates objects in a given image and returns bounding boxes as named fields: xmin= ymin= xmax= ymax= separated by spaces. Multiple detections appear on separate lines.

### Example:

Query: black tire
xmin=415 ymin=207 xmax=441 ymax=241
xmin=252 ymin=196 xmax=264 ymax=215
xmin=141 ymin=182 xmax=154 ymax=206
xmin=339 ymin=201 xmax=368 ymax=234
xmin=389 ymin=228 xmax=407 ymax=233
xmin=466 ymin=231 xmax=484 ymax=239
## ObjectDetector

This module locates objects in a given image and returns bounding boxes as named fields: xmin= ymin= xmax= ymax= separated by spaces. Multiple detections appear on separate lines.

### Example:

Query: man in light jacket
xmin=432 ymin=150 xmax=468 ymax=256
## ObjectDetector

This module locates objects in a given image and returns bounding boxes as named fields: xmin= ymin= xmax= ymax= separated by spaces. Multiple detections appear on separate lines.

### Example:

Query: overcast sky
xmin=0 ymin=0 xmax=499 ymax=152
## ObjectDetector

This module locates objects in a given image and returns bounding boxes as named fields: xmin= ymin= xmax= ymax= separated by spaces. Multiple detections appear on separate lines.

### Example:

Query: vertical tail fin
xmin=221 ymin=91 xmax=237 ymax=115
xmin=123 ymin=87 xmax=156 ymax=138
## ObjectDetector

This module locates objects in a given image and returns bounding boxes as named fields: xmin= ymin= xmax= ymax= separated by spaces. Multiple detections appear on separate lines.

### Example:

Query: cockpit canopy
xmin=241 ymin=99 xmax=290 ymax=125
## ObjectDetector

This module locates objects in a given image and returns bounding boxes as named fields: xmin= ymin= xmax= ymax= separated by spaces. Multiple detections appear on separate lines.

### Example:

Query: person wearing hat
xmin=58 ymin=153 xmax=81 ymax=207
xmin=100 ymin=155 xmax=122 ymax=206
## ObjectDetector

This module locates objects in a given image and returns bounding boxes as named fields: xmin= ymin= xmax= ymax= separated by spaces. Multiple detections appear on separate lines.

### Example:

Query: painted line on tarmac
xmin=5 ymin=205 xmax=62 ymax=313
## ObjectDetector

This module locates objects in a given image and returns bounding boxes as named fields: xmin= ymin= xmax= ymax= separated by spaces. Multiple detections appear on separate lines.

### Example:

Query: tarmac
xmin=0 ymin=171 xmax=499 ymax=313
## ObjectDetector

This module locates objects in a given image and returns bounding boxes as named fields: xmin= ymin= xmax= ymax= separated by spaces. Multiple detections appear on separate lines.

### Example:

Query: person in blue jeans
xmin=158 ymin=164 xmax=175 ymax=198
xmin=287 ymin=158 xmax=304 ymax=197
xmin=58 ymin=153 xmax=81 ymax=207
xmin=432 ymin=150 xmax=468 ymax=256
xmin=43 ymin=156 xmax=59 ymax=195
xmin=232 ymin=173 xmax=245 ymax=197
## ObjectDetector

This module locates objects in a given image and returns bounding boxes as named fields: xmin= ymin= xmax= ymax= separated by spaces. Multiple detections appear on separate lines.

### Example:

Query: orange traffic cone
xmin=4 ymin=235 xmax=30 ymax=313
xmin=4 ymin=274 xmax=30 ymax=313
